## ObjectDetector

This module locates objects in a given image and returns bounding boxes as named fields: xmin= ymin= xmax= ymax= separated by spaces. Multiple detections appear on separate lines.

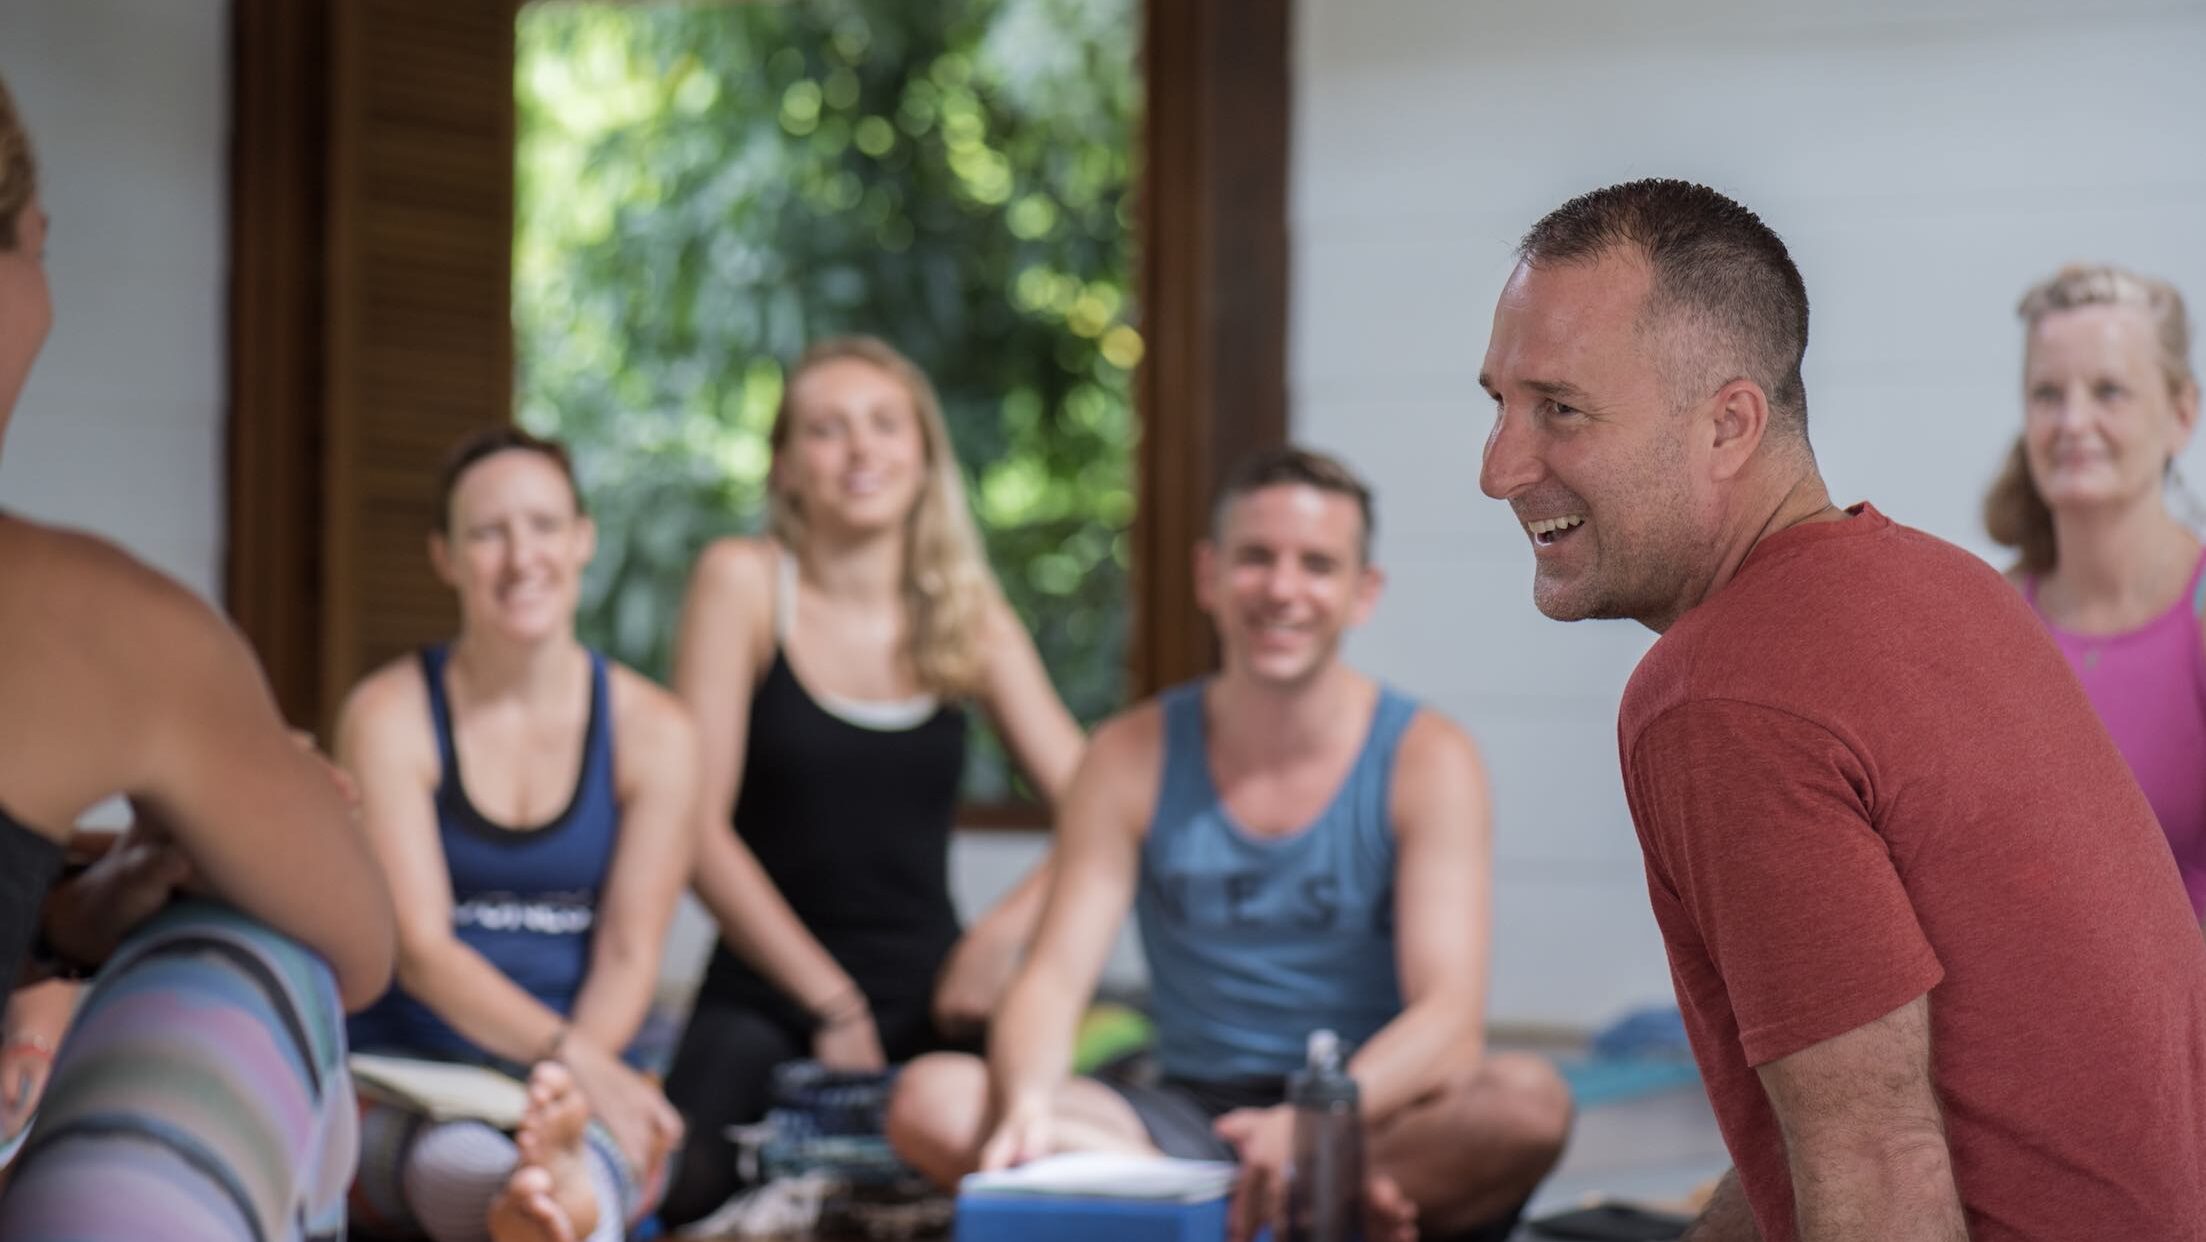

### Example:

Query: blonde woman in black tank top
xmin=658 ymin=337 xmax=1084 ymax=1225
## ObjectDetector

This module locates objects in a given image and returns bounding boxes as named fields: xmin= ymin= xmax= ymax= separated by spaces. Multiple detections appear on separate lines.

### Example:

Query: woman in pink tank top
xmin=1985 ymin=263 xmax=2206 ymax=922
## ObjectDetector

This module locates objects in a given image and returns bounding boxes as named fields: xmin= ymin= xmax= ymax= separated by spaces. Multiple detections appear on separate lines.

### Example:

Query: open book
xmin=348 ymin=1053 xmax=531 ymax=1129
xmin=959 ymin=1152 xmax=1239 ymax=1204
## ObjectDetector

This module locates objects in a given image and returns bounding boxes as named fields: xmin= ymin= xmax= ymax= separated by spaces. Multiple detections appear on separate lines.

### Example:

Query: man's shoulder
xmin=1085 ymin=688 xmax=1173 ymax=776
xmin=1623 ymin=515 xmax=2014 ymax=735
xmin=1382 ymin=706 xmax=1489 ymax=854
xmin=1103 ymin=677 xmax=1211 ymax=765
xmin=1387 ymin=700 xmax=1482 ymax=789
xmin=1730 ymin=508 xmax=2005 ymax=616
xmin=1092 ymin=696 xmax=1169 ymax=762
xmin=1071 ymin=698 xmax=1169 ymax=827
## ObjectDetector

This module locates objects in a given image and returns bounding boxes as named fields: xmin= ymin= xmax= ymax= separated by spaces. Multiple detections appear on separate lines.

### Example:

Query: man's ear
xmin=1193 ymin=539 xmax=1218 ymax=615
xmin=1708 ymin=378 xmax=1772 ymax=481
xmin=1351 ymin=561 xmax=1385 ymax=629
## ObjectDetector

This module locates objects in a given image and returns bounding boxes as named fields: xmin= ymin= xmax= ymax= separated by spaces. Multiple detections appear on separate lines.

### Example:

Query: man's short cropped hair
xmin=1519 ymin=178 xmax=1811 ymax=435
xmin=1211 ymin=445 xmax=1377 ymax=564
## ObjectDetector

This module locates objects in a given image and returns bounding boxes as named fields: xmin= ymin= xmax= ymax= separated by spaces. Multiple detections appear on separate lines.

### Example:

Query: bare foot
xmin=489 ymin=1062 xmax=601 ymax=1242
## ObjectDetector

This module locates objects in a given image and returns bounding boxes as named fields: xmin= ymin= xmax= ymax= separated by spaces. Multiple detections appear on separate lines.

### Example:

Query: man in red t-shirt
xmin=1476 ymin=178 xmax=2206 ymax=1241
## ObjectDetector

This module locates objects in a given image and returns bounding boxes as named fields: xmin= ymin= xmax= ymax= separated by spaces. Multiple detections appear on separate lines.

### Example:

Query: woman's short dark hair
xmin=434 ymin=425 xmax=584 ymax=533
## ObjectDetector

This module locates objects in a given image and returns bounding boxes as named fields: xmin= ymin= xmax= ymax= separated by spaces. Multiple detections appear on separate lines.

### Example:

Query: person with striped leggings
xmin=0 ymin=70 xmax=397 ymax=1239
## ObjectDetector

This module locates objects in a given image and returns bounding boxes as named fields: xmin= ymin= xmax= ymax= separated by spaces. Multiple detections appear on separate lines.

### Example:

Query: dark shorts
xmin=1091 ymin=1068 xmax=1285 ymax=1161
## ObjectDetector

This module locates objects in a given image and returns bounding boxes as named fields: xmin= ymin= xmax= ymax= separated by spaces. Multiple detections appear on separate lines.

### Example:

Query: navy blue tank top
xmin=1136 ymin=680 xmax=1414 ymax=1081
xmin=348 ymin=645 xmax=620 ymax=1064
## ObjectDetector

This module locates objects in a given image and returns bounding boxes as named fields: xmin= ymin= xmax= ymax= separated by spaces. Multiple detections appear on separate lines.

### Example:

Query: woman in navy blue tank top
xmin=336 ymin=428 xmax=700 ymax=1242
xmin=657 ymin=337 xmax=1086 ymax=1226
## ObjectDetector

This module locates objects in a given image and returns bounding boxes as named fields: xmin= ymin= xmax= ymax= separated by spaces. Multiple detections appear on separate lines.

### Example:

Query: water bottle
xmin=1283 ymin=1028 xmax=1363 ymax=1242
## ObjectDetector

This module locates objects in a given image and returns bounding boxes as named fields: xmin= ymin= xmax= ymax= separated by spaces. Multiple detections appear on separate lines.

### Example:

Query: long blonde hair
xmin=768 ymin=336 xmax=995 ymax=697
xmin=1984 ymin=263 xmax=2198 ymax=575
xmin=0 ymin=75 xmax=36 ymax=251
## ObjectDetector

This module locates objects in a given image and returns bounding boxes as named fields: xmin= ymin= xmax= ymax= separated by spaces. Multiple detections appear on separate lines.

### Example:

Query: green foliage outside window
xmin=515 ymin=1 xmax=1138 ymax=800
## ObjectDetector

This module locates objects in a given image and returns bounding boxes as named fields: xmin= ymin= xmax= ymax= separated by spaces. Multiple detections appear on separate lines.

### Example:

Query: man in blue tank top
xmin=887 ymin=448 xmax=1571 ymax=1242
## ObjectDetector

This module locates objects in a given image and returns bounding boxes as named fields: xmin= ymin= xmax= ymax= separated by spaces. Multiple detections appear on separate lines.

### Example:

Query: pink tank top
xmin=2027 ymin=551 xmax=2206 ymax=917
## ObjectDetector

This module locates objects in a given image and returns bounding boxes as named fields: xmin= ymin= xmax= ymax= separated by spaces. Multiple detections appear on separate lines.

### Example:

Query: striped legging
xmin=0 ymin=899 xmax=357 ymax=1241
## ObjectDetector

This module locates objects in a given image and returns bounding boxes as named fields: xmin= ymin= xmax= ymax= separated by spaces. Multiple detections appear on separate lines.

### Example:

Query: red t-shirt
xmin=1619 ymin=504 xmax=2206 ymax=1241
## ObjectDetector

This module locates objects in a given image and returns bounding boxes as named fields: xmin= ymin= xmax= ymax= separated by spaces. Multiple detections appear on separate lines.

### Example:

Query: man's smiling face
xmin=1478 ymin=248 xmax=1714 ymax=628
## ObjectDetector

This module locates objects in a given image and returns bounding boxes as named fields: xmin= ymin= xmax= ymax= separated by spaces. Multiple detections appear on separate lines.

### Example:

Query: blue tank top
xmin=348 ymin=645 xmax=620 ymax=1065
xmin=1135 ymin=680 xmax=1414 ymax=1082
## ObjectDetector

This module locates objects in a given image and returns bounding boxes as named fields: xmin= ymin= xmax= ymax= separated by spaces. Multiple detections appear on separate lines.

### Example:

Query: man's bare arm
xmin=979 ymin=706 xmax=1157 ymax=1167
xmin=1758 ymin=993 xmax=1966 ymax=1241
xmin=1681 ymin=1170 xmax=1760 ymax=1242
xmin=1346 ymin=713 xmax=1493 ymax=1122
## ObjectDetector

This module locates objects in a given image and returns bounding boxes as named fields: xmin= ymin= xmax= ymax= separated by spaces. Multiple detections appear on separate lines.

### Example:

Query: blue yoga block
xmin=957 ymin=1190 xmax=1272 ymax=1242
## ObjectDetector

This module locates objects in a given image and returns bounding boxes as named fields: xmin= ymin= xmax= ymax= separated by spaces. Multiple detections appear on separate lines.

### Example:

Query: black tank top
xmin=1 ymin=804 xmax=64 ymax=983
xmin=697 ymin=651 xmax=968 ymax=1014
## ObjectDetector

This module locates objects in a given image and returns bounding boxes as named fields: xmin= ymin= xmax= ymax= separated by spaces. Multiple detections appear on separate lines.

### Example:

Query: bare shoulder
xmin=1390 ymin=706 xmax=1491 ymax=838
xmin=0 ymin=517 xmax=222 ymax=648
xmin=0 ymin=518 xmax=249 ymax=820
xmin=683 ymin=535 xmax=777 ymax=657
xmin=0 ymin=519 xmax=262 ymax=718
xmin=1397 ymin=708 xmax=1488 ymax=780
xmin=334 ymin=655 xmax=438 ymax=769
xmin=690 ymin=534 xmax=780 ymax=602
xmin=1088 ymin=699 xmax=1165 ymax=771
xmin=607 ymin=662 xmax=697 ymax=759
xmin=1072 ymin=699 xmax=1166 ymax=819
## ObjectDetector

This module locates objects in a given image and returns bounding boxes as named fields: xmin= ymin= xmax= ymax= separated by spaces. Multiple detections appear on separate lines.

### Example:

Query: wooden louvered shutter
xmin=323 ymin=0 xmax=515 ymax=716
xmin=1131 ymin=0 xmax=1291 ymax=695
xmin=230 ymin=0 xmax=514 ymax=735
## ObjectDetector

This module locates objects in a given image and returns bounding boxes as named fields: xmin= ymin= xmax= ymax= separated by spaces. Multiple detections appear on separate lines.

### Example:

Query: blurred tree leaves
xmin=515 ymin=0 xmax=1137 ymax=800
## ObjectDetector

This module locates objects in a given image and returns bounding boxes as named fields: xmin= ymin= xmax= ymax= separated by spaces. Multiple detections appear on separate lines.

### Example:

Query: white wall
xmin=0 ymin=1 xmax=228 ymax=599
xmin=1292 ymin=0 xmax=2206 ymax=1027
